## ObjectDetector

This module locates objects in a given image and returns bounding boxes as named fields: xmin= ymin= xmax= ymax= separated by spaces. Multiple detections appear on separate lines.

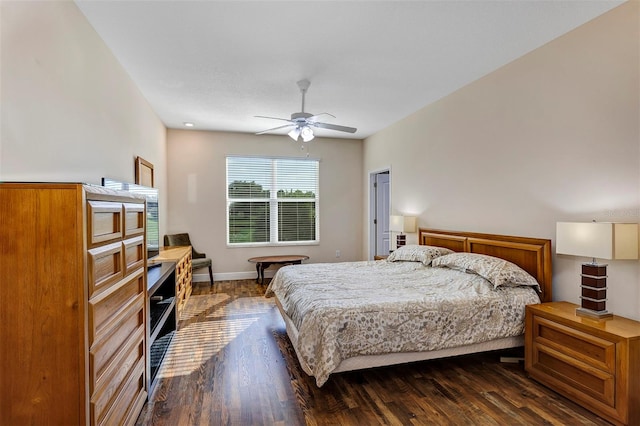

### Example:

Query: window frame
xmin=226 ymin=155 xmax=320 ymax=247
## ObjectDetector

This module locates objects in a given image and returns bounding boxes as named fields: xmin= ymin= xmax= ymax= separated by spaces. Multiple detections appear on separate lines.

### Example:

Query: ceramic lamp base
xmin=578 ymin=263 xmax=612 ymax=319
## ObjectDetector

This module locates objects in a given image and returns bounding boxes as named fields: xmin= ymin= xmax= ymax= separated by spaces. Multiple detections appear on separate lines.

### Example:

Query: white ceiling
xmin=75 ymin=1 xmax=623 ymax=140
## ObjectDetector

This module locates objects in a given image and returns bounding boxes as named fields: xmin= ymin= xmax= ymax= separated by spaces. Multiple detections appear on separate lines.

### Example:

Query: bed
xmin=265 ymin=228 xmax=552 ymax=387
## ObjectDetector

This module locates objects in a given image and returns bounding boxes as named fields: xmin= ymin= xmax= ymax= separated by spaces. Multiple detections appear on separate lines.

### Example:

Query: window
xmin=226 ymin=156 xmax=319 ymax=245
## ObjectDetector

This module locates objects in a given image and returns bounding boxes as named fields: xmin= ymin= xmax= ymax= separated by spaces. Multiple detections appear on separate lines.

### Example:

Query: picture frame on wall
xmin=135 ymin=156 xmax=154 ymax=187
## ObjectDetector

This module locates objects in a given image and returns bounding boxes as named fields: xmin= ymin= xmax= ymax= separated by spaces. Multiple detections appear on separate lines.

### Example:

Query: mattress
xmin=266 ymin=260 xmax=540 ymax=386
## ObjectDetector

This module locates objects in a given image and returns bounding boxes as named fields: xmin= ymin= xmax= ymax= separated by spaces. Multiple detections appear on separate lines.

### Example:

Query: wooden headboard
xmin=419 ymin=228 xmax=552 ymax=302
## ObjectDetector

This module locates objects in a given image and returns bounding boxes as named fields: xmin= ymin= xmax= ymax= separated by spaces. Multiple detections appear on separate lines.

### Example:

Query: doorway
xmin=369 ymin=169 xmax=390 ymax=259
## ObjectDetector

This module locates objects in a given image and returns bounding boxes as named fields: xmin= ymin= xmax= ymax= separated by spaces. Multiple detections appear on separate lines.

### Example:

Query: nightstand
xmin=374 ymin=255 xmax=388 ymax=260
xmin=525 ymin=301 xmax=640 ymax=426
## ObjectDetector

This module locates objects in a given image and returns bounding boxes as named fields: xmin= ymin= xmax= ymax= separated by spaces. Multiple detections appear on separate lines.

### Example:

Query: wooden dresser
xmin=150 ymin=246 xmax=193 ymax=318
xmin=525 ymin=301 xmax=640 ymax=426
xmin=0 ymin=183 xmax=148 ymax=426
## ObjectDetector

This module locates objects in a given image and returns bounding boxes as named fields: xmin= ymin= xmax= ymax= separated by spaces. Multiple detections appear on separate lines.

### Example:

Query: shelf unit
xmin=146 ymin=262 xmax=177 ymax=395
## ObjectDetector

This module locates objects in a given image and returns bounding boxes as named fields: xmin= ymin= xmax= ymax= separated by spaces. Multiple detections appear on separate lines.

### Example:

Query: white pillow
xmin=431 ymin=252 xmax=541 ymax=291
xmin=386 ymin=245 xmax=454 ymax=266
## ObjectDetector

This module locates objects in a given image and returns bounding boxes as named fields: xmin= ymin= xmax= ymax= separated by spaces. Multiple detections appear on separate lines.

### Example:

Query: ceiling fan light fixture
xmin=255 ymin=79 xmax=357 ymax=140
xmin=301 ymin=126 xmax=314 ymax=142
xmin=288 ymin=127 xmax=301 ymax=141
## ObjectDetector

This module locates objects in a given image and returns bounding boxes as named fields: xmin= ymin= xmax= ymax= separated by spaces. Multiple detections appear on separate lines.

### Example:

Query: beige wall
xmin=364 ymin=2 xmax=640 ymax=319
xmin=166 ymin=130 xmax=363 ymax=280
xmin=1 ymin=1 xmax=167 ymax=236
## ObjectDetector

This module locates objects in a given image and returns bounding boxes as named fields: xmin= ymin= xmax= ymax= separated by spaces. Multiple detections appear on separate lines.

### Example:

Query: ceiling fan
xmin=255 ymin=79 xmax=357 ymax=142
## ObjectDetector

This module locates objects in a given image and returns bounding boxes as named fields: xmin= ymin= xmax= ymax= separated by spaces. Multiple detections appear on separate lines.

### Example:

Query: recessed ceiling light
xmin=183 ymin=122 xmax=195 ymax=127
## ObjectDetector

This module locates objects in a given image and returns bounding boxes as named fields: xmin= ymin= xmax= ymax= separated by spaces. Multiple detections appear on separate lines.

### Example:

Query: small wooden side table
xmin=248 ymin=255 xmax=309 ymax=284
xmin=525 ymin=301 xmax=640 ymax=425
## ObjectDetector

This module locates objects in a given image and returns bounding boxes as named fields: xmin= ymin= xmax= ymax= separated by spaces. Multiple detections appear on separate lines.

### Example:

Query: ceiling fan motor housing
xmin=291 ymin=112 xmax=313 ymax=121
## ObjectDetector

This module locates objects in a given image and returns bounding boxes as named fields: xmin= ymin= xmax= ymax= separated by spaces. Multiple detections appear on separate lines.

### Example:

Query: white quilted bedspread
xmin=265 ymin=260 xmax=540 ymax=386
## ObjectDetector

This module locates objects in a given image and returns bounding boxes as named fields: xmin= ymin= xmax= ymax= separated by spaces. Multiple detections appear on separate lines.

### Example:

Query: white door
xmin=370 ymin=170 xmax=391 ymax=257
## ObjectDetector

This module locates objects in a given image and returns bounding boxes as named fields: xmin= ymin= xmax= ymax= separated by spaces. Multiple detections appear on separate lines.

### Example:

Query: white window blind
xmin=226 ymin=156 xmax=319 ymax=245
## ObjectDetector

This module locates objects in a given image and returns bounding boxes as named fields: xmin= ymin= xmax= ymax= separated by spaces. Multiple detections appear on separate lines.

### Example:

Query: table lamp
xmin=390 ymin=215 xmax=405 ymax=248
xmin=556 ymin=221 xmax=638 ymax=319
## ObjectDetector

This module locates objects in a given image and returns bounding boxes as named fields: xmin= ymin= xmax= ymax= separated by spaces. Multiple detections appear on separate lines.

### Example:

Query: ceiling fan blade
xmin=311 ymin=122 xmax=357 ymax=133
xmin=307 ymin=112 xmax=335 ymax=122
xmin=255 ymin=124 xmax=295 ymax=135
xmin=254 ymin=115 xmax=293 ymax=123
xmin=256 ymin=80 xmax=357 ymax=136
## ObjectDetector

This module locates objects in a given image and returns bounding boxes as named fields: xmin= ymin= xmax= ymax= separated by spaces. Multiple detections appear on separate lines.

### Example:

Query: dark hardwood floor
xmin=136 ymin=279 xmax=611 ymax=426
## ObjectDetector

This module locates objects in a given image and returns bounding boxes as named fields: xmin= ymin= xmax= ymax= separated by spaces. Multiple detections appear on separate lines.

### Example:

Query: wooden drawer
xmin=122 ymin=387 xmax=148 ymax=426
xmin=531 ymin=342 xmax=615 ymax=407
xmin=123 ymin=203 xmax=145 ymax=238
xmin=88 ymin=270 xmax=144 ymax=346
xmin=90 ymin=295 xmax=145 ymax=388
xmin=95 ymin=358 xmax=146 ymax=426
xmin=87 ymin=201 xmax=123 ymax=246
xmin=90 ymin=330 xmax=145 ymax=423
xmin=123 ymin=236 xmax=145 ymax=277
xmin=88 ymin=241 xmax=124 ymax=298
xmin=531 ymin=316 xmax=615 ymax=373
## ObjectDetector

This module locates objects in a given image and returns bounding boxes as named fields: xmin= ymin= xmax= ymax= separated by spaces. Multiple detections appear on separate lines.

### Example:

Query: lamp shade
xmin=389 ymin=215 xmax=404 ymax=233
xmin=556 ymin=222 xmax=639 ymax=260
xmin=403 ymin=216 xmax=417 ymax=233
xmin=288 ymin=127 xmax=301 ymax=141
xmin=301 ymin=126 xmax=314 ymax=142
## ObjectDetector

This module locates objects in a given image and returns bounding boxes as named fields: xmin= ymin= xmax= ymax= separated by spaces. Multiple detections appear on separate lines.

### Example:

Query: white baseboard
xmin=192 ymin=270 xmax=276 ymax=282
